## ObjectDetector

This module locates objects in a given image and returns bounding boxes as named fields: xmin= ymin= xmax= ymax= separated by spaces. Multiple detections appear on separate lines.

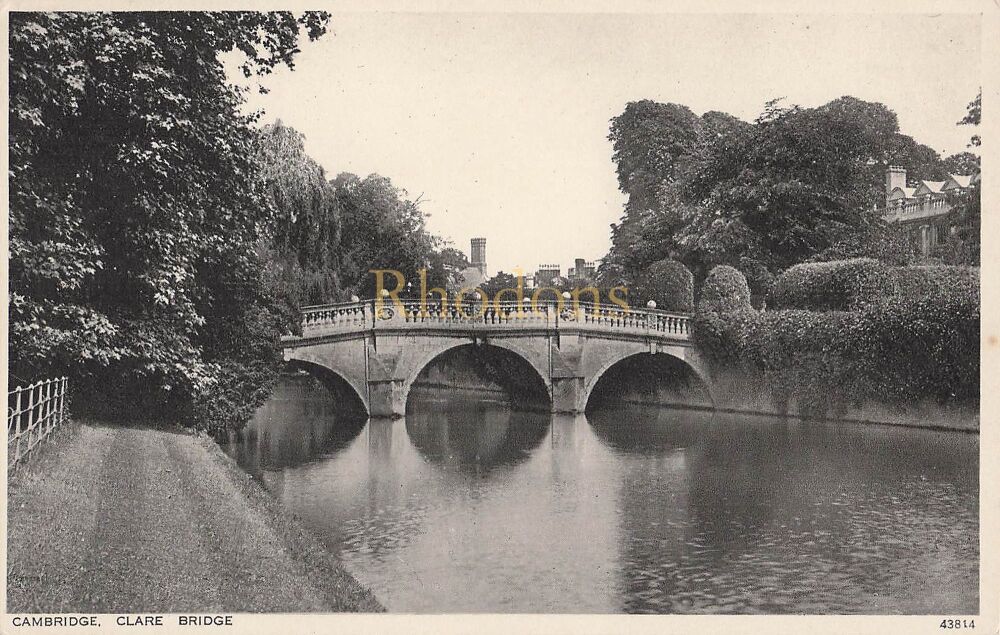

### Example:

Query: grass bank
xmin=7 ymin=420 xmax=383 ymax=613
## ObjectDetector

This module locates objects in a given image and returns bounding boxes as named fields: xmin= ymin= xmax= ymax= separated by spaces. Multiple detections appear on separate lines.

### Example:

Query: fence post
xmin=47 ymin=379 xmax=55 ymax=437
xmin=39 ymin=381 xmax=46 ymax=441
xmin=14 ymin=386 xmax=23 ymax=466
xmin=60 ymin=377 xmax=67 ymax=425
xmin=44 ymin=380 xmax=52 ymax=439
xmin=27 ymin=383 xmax=37 ymax=458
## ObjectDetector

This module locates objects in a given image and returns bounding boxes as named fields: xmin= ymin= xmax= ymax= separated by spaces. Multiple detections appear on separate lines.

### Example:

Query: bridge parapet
xmin=301 ymin=301 xmax=372 ymax=333
xmin=299 ymin=299 xmax=691 ymax=340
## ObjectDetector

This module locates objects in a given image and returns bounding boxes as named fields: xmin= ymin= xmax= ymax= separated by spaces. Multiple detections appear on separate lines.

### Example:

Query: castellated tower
xmin=471 ymin=237 xmax=487 ymax=276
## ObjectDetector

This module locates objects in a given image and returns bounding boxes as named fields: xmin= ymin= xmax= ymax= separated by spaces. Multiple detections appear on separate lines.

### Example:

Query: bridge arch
xmin=583 ymin=349 xmax=713 ymax=413
xmin=401 ymin=339 xmax=552 ymax=411
xmin=284 ymin=358 xmax=370 ymax=416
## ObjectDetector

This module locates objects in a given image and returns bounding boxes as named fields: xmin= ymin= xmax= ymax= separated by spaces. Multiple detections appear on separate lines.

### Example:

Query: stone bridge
xmin=281 ymin=299 xmax=711 ymax=417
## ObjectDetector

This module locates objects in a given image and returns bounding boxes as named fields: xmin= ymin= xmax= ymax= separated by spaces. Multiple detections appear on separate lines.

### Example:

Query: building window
xmin=935 ymin=223 xmax=949 ymax=246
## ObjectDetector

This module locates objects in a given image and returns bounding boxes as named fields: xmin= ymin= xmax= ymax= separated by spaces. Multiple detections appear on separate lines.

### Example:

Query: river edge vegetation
xmin=9 ymin=12 xmax=981 ymax=435
xmin=692 ymin=262 xmax=979 ymax=423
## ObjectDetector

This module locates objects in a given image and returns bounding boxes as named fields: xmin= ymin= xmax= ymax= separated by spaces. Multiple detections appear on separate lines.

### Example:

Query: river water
xmin=224 ymin=375 xmax=978 ymax=614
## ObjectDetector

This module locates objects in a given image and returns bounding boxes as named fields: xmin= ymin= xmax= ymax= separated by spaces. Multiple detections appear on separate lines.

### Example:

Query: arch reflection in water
xmin=405 ymin=391 xmax=550 ymax=472
xmin=587 ymin=402 xmax=716 ymax=454
xmin=587 ymin=352 xmax=712 ymax=412
xmin=226 ymin=372 xmax=367 ymax=478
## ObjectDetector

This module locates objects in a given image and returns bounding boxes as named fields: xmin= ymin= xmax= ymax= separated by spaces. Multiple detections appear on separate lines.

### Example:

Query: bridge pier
xmin=551 ymin=376 xmax=585 ymax=414
xmin=368 ymin=379 xmax=407 ymax=418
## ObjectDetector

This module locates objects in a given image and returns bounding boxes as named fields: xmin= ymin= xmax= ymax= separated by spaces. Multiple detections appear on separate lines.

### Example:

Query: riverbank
xmin=7 ymin=421 xmax=383 ymax=613
xmin=600 ymin=398 xmax=980 ymax=433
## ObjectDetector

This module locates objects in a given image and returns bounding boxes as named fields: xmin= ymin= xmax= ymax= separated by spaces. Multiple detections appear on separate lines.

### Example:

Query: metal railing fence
xmin=8 ymin=377 xmax=68 ymax=470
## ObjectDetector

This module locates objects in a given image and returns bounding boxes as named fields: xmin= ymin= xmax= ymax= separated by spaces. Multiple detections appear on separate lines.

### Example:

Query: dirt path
xmin=7 ymin=423 xmax=382 ymax=613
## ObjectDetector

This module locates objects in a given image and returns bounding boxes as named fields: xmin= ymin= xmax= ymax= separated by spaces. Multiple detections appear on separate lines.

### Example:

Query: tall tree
xmin=256 ymin=120 xmax=343 ymax=331
xmin=600 ymin=96 xmax=949 ymax=298
xmin=943 ymin=152 xmax=981 ymax=175
xmin=332 ymin=173 xmax=438 ymax=298
xmin=941 ymin=90 xmax=983 ymax=265
xmin=425 ymin=245 xmax=472 ymax=291
xmin=607 ymin=101 xmax=702 ymax=215
xmin=9 ymin=12 xmax=330 ymax=424
xmin=959 ymin=90 xmax=981 ymax=147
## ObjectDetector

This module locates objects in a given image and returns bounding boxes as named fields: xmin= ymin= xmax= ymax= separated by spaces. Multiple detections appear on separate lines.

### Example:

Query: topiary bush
xmin=768 ymin=258 xmax=887 ymax=311
xmin=698 ymin=265 xmax=753 ymax=314
xmin=633 ymin=259 xmax=694 ymax=312
xmin=693 ymin=265 xmax=758 ymax=366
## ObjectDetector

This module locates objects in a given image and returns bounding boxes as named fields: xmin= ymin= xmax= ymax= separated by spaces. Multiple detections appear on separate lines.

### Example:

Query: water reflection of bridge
xmin=281 ymin=299 xmax=713 ymax=417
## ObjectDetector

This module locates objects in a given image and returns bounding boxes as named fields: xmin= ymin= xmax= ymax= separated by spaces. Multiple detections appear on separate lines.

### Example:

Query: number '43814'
xmin=940 ymin=619 xmax=974 ymax=629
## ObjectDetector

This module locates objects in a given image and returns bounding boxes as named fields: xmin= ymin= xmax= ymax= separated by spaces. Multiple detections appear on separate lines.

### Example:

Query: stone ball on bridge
xmin=561 ymin=291 xmax=572 ymax=300
xmin=647 ymin=300 xmax=657 ymax=309
xmin=350 ymin=295 xmax=360 ymax=303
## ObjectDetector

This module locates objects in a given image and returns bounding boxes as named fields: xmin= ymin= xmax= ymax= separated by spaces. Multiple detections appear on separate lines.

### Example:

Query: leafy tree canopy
xmin=599 ymin=96 xmax=961 ymax=298
xmin=9 ymin=11 xmax=330 ymax=421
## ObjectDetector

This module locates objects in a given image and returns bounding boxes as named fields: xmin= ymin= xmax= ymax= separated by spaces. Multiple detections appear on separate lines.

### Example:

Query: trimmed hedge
xmin=871 ymin=265 xmax=979 ymax=304
xmin=856 ymin=266 xmax=979 ymax=404
xmin=698 ymin=265 xmax=753 ymax=314
xmin=699 ymin=262 xmax=979 ymax=419
xmin=744 ymin=310 xmax=862 ymax=418
xmin=768 ymin=258 xmax=887 ymax=311
xmin=634 ymin=259 xmax=694 ymax=312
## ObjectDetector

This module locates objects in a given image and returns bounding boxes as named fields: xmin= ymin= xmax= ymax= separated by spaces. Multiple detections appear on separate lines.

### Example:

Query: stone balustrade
xmin=883 ymin=197 xmax=951 ymax=224
xmin=299 ymin=299 xmax=691 ymax=339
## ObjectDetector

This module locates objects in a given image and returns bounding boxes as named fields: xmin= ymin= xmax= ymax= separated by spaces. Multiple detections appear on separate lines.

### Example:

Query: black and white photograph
xmin=4 ymin=2 xmax=994 ymax=631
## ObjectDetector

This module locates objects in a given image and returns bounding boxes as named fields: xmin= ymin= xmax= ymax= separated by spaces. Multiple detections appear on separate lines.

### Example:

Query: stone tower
xmin=471 ymin=237 xmax=487 ymax=276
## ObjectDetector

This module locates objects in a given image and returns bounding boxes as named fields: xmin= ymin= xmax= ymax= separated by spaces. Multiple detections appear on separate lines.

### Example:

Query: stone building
xmin=567 ymin=258 xmax=597 ymax=280
xmin=470 ymin=237 xmax=487 ymax=276
xmin=452 ymin=237 xmax=488 ymax=291
xmin=534 ymin=265 xmax=562 ymax=287
xmin=882 ymin=165 xmax=979 ymax=256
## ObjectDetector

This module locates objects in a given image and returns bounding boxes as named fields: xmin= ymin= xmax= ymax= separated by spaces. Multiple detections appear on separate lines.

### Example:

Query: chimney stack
xmin=886 ymin=165 xmax=906 ymax=195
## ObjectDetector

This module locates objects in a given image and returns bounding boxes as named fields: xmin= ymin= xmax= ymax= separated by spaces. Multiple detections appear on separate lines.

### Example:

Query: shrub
xmin=737 ymin=256 xmax=776 ymax=306
xmin=634 ymin=259 xmax=694 ymax=312
xmin=744 ymin=310 xmax=862 ymax=418
xmin=188 ymin=358 xmax=281 ymax=435
xmin=698 ymin=265 xmax=752 ymax=314
xmin=869 ymin=265 xmax=979 ymax=305
xmin=857 ymin=266 xmax=979 ymax=404
xmin=693 ymin=309 xmax=760 ymax=368
xmin=769 ymin=258 xmax=887 ymax=311
xmin=708 ymin=309 xmax=866 ymax=418
xmin=693 ymin=266 xmax=758 ymax=367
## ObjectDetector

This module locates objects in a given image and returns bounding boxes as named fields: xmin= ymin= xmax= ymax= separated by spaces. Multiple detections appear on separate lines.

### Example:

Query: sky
xmin=236 ymin=11 xmax=981 ymax=276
